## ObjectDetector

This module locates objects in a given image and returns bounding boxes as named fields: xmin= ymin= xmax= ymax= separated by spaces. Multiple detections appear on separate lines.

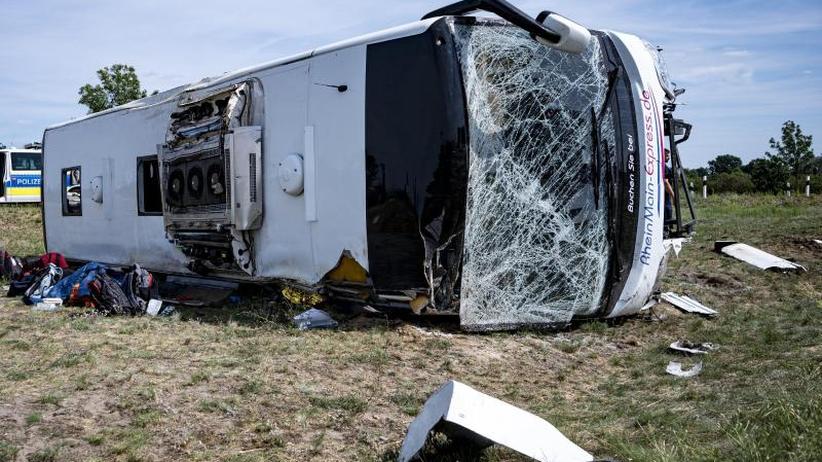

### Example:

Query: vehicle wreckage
xmin=41 ymin=0 xmax=695 ymax=331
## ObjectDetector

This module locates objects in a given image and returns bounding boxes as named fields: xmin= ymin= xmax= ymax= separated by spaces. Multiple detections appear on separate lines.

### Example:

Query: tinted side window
xmin=62 ymin=167 xmax=81 ymax=216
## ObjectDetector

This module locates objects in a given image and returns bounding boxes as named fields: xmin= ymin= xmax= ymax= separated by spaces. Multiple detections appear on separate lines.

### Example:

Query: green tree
xmin=810 ymin=155 xmax=822 ymax=174
xmin=768 ymin=120 xmax=814 ymax=188
xmin=748 ymin=157 xmax=790 ymax=194
xmin=689 ymin=167 xmax=709 ymax=178
xmin=78 ymin=64 xmax=148 ymax=113
xmin=708 ymin=154 xmax=743 ymax=175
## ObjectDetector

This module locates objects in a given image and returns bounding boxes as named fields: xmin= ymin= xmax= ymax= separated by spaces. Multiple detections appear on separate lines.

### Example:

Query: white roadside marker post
xmin=702 ymin=176 xmax=707 ymax=199
xmin=787 ymin=182 xmax=791 ymax=197
xmin=807 ymin=176 xmax=811 ymax=197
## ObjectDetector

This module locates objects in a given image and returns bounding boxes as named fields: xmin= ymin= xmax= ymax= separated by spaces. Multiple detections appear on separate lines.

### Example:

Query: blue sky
xmin=1 ymin=0 xmax=820 ymax=167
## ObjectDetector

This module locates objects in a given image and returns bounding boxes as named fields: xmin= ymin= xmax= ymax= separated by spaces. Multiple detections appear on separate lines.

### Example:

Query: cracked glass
xmin=453 ymin=22 xmax=614 ymax=329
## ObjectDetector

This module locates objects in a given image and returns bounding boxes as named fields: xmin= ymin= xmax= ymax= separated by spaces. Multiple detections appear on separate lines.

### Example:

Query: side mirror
xmin=534 ymin=11 xmax=591 ymax=54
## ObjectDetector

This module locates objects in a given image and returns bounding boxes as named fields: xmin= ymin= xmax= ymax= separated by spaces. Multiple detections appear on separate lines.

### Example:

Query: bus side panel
xmin=252 ymin=63 xmax=317 ymax=282
xmin=255 ymin=46 xmax=369 ymax=282
xmin=43 ymin=104 xmax=190 ymax=273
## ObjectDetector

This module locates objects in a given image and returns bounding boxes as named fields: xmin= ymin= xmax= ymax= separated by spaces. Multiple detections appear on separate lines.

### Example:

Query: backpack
xmin=24 ymin=264 xmax=64 ymax=305
xmin=7 ymin=272 xmax=38 ymax=297
xmin=89 ymin=273 xmax=142 ymax=316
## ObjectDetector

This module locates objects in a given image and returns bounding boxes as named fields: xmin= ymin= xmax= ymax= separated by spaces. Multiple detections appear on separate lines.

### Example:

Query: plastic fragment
xmin=293 ymin=308 xmax=338 ymax=330
xmin=666 ymin=361 xmax=703 ymax=378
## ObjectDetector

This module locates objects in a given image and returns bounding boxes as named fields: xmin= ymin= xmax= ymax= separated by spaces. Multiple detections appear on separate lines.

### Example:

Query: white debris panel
xmin=661 ymin=292 xmax=718 ymax=317
xmin=397 ymin=380 xmax=592 ymax=462
xmin=715 ymin=241 xmax=806 ymax=272
xmin=453 ymin=23 xmax=612 ymax=330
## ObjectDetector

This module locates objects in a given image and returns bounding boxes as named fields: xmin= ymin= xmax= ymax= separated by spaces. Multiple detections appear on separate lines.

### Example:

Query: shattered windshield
xmin=452 ymin=21 xmax=614 ymax=329
xmin=643 ymin=41 xmax=674 ymax=97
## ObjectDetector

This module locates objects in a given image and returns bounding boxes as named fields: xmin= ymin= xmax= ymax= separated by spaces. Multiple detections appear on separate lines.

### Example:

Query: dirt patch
xmin=680 ymin=270 xmax=746 ymax=289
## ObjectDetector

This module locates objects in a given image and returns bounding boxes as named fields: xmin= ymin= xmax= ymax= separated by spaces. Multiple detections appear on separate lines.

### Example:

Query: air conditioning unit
xmin=227 ymin=126 xmax=263 ymax=231
xmin=158 ymin=80 xmax=264 ymax=275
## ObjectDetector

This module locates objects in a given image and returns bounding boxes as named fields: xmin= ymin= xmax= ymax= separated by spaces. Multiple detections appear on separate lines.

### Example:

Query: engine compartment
xmin=159 ymin=81 xmax=264 ymax=277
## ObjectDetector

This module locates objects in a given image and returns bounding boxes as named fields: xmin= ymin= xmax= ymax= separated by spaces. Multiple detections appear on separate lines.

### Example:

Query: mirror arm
xmin=422 ymin=0 xmax=562 ymax=44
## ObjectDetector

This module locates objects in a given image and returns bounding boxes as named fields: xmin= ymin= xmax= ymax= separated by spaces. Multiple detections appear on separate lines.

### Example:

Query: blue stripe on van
xmin=9 ymin=175 xmax=41 ymax=187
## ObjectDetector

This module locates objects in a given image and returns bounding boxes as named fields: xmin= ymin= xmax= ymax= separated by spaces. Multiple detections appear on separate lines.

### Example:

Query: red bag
xmin=38 ymin=252 xmax=69 ymax=270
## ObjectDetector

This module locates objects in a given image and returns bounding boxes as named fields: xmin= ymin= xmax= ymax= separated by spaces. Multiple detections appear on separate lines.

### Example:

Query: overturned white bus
xmin=42 ymin=0 xmax=695 ymax=330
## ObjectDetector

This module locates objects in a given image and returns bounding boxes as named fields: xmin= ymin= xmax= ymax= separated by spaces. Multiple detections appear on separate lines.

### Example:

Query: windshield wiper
xmin=590 ymin=107 xmax=601 ymax=210
xmin=589 ymin=67 xmax=623 ymax=210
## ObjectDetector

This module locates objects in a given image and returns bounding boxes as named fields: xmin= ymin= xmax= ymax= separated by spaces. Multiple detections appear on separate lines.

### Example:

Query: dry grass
xmin=0 ymin=196 xmax=820 ymax=461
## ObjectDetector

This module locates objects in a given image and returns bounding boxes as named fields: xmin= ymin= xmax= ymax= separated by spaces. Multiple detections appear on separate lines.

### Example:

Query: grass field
xmin=0 ymin=196 xmax=820 ymax=462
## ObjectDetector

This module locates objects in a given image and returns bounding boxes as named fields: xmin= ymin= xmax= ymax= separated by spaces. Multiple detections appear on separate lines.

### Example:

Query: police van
xmin=0 ymin=146 xmax=42 ymax=204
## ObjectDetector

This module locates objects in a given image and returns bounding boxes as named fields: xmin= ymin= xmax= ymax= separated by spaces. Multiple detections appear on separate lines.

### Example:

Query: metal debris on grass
xmin=664 ymin=238 xmax=689 ymax=257
xmin=666 ymin=361 xmax=703 ymax=378
xmin=669 ymin=340 xmax=717 ymax=355
xmin=398 ymin=380 xmax=592 ymax=462
xmin=660 ymin=292 xmax=718 ymax=317
xmin=714 ymin=241 xmax=806 ymax=272
xmin=146 ymin=299 xmax=176 ymax=317
xmin=293 ymin=308 xmax=338 ymax=330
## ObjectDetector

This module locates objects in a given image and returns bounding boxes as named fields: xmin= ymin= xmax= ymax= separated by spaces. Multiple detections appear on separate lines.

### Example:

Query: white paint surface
xmin=606 ymin=32 xmax=669 ymax=318
xmin=720 ymin=242 xmax=806 ymax=272
xmin=398 ymin=380 xmax=592 ymax=462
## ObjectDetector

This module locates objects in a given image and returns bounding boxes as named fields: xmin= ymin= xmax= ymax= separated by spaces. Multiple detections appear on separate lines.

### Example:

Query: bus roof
xmin=45 ymin=18 xmax=441 ymax=133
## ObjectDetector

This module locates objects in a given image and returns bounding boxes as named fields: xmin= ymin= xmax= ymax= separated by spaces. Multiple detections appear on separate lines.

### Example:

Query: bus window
xmin=137 ymin=156 xmax=163 ymax=215
xmin=62 ymin=166 xmax=82 ymax=216
xmin=11 ymin=153 xmax=42 ymax=171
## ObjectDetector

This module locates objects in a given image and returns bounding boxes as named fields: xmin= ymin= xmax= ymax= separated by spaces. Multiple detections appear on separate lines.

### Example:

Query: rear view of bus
xmin=368 ymin=1 xmax=694 ymax=330
xmin=0 ymin=147 xmax=42 ymax=204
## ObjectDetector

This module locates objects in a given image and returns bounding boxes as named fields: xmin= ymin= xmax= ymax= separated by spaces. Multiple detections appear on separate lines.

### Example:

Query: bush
xmin=708 ymin=171 xmax=754 ymax=194
xmin=749 ymin=157 xmax=790 ymax=194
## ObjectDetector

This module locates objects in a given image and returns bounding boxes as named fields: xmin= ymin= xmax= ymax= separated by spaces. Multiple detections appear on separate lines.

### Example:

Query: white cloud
xmin=679 ymin=63 xmax=755 ymax=84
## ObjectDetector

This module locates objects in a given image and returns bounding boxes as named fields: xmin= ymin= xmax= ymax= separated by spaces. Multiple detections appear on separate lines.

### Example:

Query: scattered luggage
xmin=2 ymin=253 xmax=160 ymax=317
xmin=23 ymin=263 xmax=64 ymax=305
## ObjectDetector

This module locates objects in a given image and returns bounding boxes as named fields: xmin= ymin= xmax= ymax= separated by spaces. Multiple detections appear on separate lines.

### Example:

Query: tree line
xmin=686 ymin=121 xmax=820 ymax=194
